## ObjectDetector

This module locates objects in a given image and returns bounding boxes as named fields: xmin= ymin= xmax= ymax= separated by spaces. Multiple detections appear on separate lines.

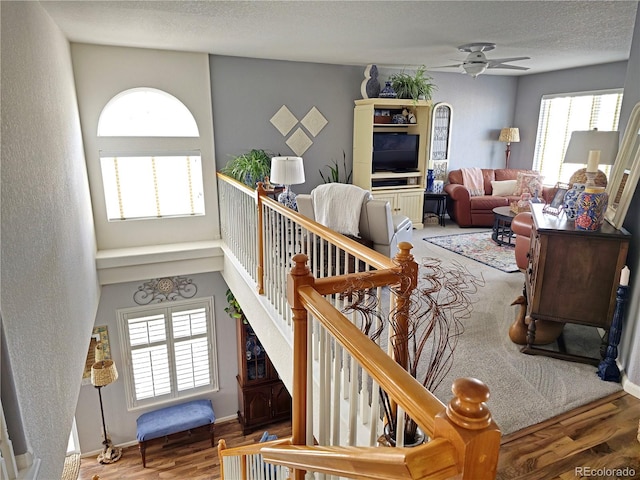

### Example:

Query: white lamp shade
xmin=499 ymin=127 xmax=520 ymax=143
xmin=270 ymin=156 xmax=305 ymax=185
xmin=563 ymin=130 xmax=619 ymax=165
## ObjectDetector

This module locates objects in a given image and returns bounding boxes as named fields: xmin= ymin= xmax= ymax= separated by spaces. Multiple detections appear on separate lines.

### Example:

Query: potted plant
xmin=388 ymin=65 xmax=437 ymax=103
xmin=319 ymin=150 xmax=352 ymax=184
xmin=224 ymin=289 xmax=247 ymax=323
xmin=221 ymin=149 xmax=273 ymax=188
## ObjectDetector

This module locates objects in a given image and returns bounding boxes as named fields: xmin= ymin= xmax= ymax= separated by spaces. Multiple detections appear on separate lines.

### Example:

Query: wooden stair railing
xmin=217 ymin=174 xmax=501 ymax=479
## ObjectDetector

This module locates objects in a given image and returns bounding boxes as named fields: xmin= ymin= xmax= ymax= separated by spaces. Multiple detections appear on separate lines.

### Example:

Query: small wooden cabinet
xmin=523 ymin=204 xmax=631 ymax=364
xmin=236 ymin=317 xmax=291 ymax=434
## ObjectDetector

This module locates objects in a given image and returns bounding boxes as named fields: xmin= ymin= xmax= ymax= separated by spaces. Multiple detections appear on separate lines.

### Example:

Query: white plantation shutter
xmin=533 ymin=89 xmax=623 ymax=185
xmin=171 ymin=307 xmax=211 ymax=391
xmin=119 ymin=298 xmax=218 ymax=409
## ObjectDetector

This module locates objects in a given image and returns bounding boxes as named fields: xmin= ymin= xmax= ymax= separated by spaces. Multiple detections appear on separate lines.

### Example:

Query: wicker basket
xmin=510 ymin=201 xmax=531 ymax=214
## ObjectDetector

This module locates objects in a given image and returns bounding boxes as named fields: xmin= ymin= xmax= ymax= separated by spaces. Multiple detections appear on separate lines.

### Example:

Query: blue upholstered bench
xmin=136 ymin=399 xmax=215 ymax=467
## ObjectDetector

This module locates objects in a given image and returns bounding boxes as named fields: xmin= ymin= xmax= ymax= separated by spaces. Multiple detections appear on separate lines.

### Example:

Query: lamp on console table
xmin=499 ymin=127 xmax=520 ymax=169
xmin=565 ymin=130 xmax=619 ymax=230
xmin=270 ymin=156 xmax=305 ymax=210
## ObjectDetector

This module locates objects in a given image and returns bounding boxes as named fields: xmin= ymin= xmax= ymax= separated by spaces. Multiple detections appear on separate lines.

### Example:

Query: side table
xmin=491 ymin=206 xmax=517 ymax=246
xmin=423 ymin=191 xmax=447 ymax=227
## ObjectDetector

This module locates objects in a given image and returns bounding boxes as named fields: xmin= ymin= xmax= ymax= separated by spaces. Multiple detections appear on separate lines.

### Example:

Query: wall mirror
xmin=605 ymin=101 xmax=640 ymax=230
xmin=429 ymin=102 xmax=453 ymax=181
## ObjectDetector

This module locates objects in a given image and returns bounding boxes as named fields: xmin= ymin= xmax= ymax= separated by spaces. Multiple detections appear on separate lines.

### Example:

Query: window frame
xmin=96 ymin=87 xmax=205 ymax=222
xmin=532 ymin=88 xmax=623 ymax=185
xmin=117 ymin=297 xmax=219 ymax=411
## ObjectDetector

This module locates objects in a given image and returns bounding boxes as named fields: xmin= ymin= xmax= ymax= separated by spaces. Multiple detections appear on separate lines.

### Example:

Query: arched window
xmin=97 ymin=88 xmax=204 ymax=220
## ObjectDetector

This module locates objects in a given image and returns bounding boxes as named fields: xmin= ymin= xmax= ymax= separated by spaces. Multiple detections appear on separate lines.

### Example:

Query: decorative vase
xmin=575 ymin=187 xmax=608 ymax=231
xmin=379 ymin=81 xmax=397 ymax=98
xmin=427 ymin=169 xmax=435 ymax=191
xmin=563 ymin=183 xmax=586 ymax=220
xmin=383 ymin=423 xmax=426 ymax=447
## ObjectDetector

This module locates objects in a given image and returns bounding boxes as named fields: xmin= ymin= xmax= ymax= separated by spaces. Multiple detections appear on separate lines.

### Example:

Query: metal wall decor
xmin=133 ymin=276 xmax=197 ymax=305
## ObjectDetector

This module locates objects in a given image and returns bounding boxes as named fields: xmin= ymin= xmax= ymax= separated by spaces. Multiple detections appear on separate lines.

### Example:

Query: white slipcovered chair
xmin=296 ymin=184 xmax=412 ymax=258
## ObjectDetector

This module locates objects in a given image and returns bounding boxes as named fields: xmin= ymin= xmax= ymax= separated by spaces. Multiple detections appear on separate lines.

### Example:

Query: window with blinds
xmin=97 ymin=88 xmax=205 ymax=221
xmin=118 ymin=298 xmax=218 ymax=409
xmin=532 ymin=89 xmax=623 ymax=185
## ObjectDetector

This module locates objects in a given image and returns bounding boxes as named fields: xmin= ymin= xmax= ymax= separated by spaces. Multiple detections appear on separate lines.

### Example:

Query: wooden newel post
xmin=256 ymin=182 xmax=266 ymax=295
xmin=434 ymin=378 xmax=501 ymax=480
xmin=287 ymin=254 xmax=314 ymax=480
xmin=390 ymin=241 xmax=418 ymax=370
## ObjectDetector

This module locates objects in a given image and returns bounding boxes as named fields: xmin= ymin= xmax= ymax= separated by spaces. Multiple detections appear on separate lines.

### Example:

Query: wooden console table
xmin=522 ymin=204 xmax=630 ymax=365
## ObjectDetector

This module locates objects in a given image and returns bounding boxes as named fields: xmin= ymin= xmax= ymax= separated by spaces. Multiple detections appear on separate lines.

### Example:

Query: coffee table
xmin=492 ymin=206 xmax=517 ymax=246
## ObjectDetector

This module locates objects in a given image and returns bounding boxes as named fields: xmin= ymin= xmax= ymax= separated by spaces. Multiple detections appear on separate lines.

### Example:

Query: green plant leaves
xmin=221 ymin=149 xmax=273 ymax=188
xmin=389 ymin=65 xmax=437 ymax=103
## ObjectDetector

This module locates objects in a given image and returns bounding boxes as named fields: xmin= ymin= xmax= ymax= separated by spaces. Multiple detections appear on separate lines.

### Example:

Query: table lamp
xmin=564 ymin=130 xmax=619 ymax=230
xmin=270 ymin=156 xmax=305 ymax=210
xmin=499 ymin=128 xmax=520 ymax=169
xmin=563 ymin=130 xmax=619 ymax=186
xmin=91 ymin=358 xmax=122 ymax=464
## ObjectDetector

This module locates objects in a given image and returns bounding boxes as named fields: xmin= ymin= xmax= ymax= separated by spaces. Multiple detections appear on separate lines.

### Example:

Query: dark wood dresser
xmin=523 ymin=204 xmax=630 ymax=364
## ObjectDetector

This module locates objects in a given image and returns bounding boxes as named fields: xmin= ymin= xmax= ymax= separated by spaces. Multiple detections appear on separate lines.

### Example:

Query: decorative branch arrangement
xmin=336 ymin=257 xmax=483 ymax=446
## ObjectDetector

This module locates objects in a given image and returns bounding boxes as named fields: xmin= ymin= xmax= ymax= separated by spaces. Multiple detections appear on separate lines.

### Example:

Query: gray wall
xmin=1 ymin=2 xmax=101 ymax=478
xmin=210 ymin=57 xmax=519 ymax=193
xmin=513 ymin=61 xmax=628 ymax=169
xmin=210 ymin=56 xmax=363 ymax=193
xmin=74 ymin=272 xmax=238 ymax=453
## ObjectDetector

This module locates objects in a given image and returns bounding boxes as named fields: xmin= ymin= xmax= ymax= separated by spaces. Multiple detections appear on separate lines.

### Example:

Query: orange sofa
xmin=444 ymin=168 xmax=553 ymax=227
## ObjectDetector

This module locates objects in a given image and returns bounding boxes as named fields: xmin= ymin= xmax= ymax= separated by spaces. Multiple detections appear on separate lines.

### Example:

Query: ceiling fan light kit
xmin=433 ymin=42 xmax=530 ymax=78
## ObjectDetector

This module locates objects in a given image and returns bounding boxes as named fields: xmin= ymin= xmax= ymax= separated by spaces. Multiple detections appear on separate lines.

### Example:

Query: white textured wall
xmin=1 ymin=2 xmax=100 ymax=478
xmin=71 ymin=43 xmax=219 ymax=250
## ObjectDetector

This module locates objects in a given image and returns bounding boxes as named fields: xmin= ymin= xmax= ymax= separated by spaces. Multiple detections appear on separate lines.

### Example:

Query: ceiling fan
xmin=433 ymin=42 xmax=530 ymax=78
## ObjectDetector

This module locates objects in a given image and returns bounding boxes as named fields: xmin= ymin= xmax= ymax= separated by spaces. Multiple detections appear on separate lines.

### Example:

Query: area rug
xmin=423 ymin=231 xmax=519 ymax=273
xmin=403 ymin=228 xmax=623 ymax=436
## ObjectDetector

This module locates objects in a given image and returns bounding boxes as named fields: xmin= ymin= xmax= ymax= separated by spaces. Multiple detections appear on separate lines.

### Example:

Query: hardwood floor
xmin=78 ymin=392 xmax=640 ymax=480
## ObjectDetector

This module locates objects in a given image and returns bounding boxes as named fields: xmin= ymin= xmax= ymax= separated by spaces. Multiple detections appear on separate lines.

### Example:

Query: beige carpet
xmin=61 ymin=453 xmax=80 ymax=480
xmin=408 ymin=222 xmax=622 ymax=435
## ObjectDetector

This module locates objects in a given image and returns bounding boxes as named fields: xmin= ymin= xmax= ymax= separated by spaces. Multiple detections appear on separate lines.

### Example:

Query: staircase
xmin=216 ymin=174 xmax=501 ymax=480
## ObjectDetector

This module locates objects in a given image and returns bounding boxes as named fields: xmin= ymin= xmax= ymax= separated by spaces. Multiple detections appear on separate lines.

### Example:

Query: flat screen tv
xmin=372 ymin=133 xmax=419 ymax=172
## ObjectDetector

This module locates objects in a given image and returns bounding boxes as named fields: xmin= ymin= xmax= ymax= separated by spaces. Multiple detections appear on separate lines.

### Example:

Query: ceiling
xmin=41 ymin=1 xmax=638 ymax=76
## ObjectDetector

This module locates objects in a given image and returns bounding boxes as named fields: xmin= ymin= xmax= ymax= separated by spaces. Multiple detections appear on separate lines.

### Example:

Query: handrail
xmin=216 ymin=172 xmax=501 ymax=480
xmin=297 ymin=283 xmax=445 ymax=435
xmin=261 ymin=441 xmax=458 ymax=480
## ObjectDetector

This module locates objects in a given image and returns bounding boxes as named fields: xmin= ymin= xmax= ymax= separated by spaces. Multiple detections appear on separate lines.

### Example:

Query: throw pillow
xmin=491 ymin=179 xmax=517 ymax=196
xmin=514 ymin=172 xmax=544 ymax=196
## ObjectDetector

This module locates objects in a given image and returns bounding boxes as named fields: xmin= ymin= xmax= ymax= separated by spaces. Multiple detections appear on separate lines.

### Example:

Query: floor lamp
xmin=91 ymin=359 xmax=122 ymax=464
xmin=499 ymin=127 xmax=520 ymax=169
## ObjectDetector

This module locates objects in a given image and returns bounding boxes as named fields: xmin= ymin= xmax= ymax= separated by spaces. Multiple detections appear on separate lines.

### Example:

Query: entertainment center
xmin=353 ymin=98 xmax=432 ymax=228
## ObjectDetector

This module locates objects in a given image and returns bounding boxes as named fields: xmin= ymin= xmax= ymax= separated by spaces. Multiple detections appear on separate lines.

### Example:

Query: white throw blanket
xmin=461 ymin=167 xmax=485 ymax=196
xmin=311 ymin=184 xmax=370 ymax=237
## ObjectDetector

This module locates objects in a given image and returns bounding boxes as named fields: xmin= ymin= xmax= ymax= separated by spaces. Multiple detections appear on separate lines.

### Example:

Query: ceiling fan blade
xmin=488 ymin=63 xmax=530 ymax=71
xmin=487 ymin=56 xmax=530 ymax=65
xmin=430 ymin=63 xmax=463 ymax=69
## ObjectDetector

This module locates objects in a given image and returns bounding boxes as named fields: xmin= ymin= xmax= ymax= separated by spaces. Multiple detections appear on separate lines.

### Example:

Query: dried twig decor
xmin=335 ymin=257 xmax=484 ymax=445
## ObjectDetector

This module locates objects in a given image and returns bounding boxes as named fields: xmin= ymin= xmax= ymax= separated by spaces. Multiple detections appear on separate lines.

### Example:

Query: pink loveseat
xmin=444 ymin=168 xmax=552 ymax=227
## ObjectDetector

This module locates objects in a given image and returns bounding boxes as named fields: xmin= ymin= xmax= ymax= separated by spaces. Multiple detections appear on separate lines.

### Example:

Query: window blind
xmin=532 ymin=90 xmax=623 ymax=185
